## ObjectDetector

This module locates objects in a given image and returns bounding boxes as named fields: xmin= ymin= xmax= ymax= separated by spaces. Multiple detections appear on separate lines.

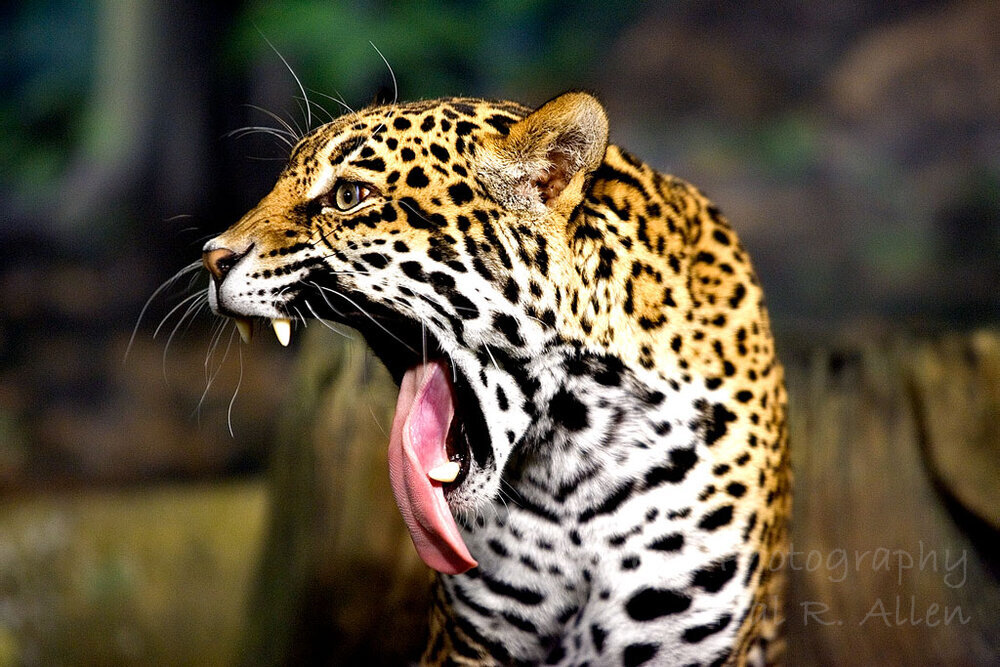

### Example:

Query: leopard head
xmin=202 ymin=92 xmax=609 ymax=572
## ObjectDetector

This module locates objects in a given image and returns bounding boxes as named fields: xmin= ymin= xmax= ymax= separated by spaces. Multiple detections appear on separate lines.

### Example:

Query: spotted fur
xmin=202 ymin=92 xmax=789 ymax=666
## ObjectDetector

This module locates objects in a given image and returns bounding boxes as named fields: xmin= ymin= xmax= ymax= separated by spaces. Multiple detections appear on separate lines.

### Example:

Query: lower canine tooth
xmin=427 ymin=461 xmax=460 ymax=483
xmin=271 ymin=318 xmax=292 ymax=346
xmin=235 ymin=318 xmax=252 ymax=343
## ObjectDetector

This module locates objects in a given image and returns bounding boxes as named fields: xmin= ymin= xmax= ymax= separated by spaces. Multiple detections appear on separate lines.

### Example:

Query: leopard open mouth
xmin=278 ymin=282 xmax=488 ymax=573
xmin=297 ymin=294 xmax=482 ymax=480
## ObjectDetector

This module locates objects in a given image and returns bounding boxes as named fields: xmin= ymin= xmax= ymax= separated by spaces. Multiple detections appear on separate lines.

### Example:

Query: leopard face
xmin=204 ymin=93 xmax=608 ymax=536
xmin=202 ymin=91 xmax=789 ymax=665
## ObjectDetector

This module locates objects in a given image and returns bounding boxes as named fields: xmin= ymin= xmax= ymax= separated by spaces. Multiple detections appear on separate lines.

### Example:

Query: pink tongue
xmin=387 ymin=360 xmax=477 ymax=574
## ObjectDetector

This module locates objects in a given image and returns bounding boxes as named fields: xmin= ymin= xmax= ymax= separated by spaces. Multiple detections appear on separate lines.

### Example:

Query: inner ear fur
xmin=481 ymin=92 xmax=609 ymax=212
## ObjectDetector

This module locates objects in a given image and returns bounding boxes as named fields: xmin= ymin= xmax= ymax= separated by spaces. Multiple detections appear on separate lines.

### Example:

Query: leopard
xmin=201 ymin=91 xmax=789 ymax=666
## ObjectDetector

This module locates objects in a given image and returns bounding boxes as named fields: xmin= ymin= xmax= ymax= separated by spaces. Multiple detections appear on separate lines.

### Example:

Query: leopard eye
xmin=323 ymin=181 xmax=373 ymax=212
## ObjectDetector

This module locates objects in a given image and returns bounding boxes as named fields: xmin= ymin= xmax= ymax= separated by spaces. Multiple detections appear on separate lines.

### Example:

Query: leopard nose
xmin=203 ymin=247 xmax=238 ymax=281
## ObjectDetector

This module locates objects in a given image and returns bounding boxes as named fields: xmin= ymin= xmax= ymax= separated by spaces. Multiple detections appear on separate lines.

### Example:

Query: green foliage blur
xmin=2 ymin=0 xmax=637 ymax=203
xmin=1 ymin=2 xmax=96 ymax=195
xmin=229 ymin=1 xmax=636 ymax=101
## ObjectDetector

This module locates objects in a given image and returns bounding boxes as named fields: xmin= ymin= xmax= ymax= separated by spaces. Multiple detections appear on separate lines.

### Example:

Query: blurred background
xmin=1 ymin=0 xmax=997 ymax=665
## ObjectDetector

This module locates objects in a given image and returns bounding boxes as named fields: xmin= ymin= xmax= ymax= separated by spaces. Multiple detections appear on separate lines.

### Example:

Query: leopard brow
xmin=329 ymin=135 xmax=367 ymax=167
xmin=307 ymin=135 xmax=369 ymax=200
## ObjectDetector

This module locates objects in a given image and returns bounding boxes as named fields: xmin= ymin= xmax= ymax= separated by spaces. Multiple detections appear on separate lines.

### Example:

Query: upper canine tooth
xmin=271 ymin=318 xmax=292 ymax=346
xmin=234 ymin=318 xmax=252 ymax=344
xmin=427 ymin=461 xmax=461 ymax=483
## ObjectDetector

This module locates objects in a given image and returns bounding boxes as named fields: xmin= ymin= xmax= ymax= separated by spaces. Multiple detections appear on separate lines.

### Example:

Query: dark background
xmin=0 ymin=1 xmax=996 ymax=663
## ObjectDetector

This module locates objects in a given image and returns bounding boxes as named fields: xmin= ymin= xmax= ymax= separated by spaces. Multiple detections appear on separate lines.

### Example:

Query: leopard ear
xmin=480 ymin=92 xmax=609 ymax=214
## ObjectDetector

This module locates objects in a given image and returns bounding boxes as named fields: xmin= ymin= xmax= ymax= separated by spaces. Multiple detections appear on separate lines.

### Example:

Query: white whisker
xmin=398 ymin=199 xmax=440 ymax=228
xmin=304 ymin=300 xmax=351 ymax=338
xmin=292 ymin=305 xmax=308 ymax=329
xmin=260 ymin=33 xmax=312 ymax=134
xmin=308 ymin=281 xmax=418 ymax=355
xmin=195 ymin=321 xmax=237 ymax=420
xmin=360 ymin=345 xmax=390 ymax=438
xmin=422 ymin=319 xmax=428 ymax=365
xmin=227 ymin=341 xmax=244 ymax=438
xmin=312 ymin=89 xmax=355 ymax=116
xmin=126 ymin=261 xmax=202 ymax=362
xmin=152 ymin=289 xmax=205 ymax=341
xmin=369 ymin=41 xmax=398 ymax=106
xmin=157 ymin=292 xmax=210 ymax=378
xmin=483 ymin=343 xmax=502 ymax=374
xmin=303 ymin=95 xmax=336 ymax=124
xmin=244 ymin=104 xmax=300 ymax=143
xmin=227 ymin=125 xmax=295 ymax=148
xmin=202 ymin=316 xmax=230 ymax=383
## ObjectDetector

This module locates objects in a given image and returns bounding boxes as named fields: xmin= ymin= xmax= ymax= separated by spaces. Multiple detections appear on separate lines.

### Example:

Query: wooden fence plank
xmin=784 ymin=332 xmax=999 ymax=665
